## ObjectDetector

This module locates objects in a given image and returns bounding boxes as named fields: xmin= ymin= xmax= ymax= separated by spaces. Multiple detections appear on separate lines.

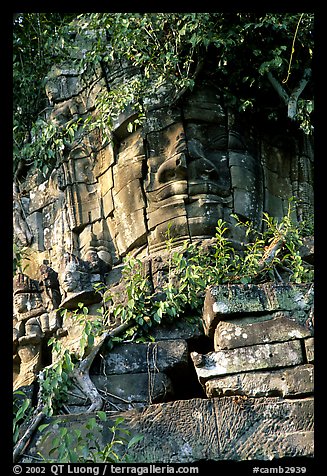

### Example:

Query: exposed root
xmin=13 ymin=411 xmax=45 ymax=463
xmin=71 ymin=320 xmax=133 ymax=412
xmin=13 ymin=320 xmax=133 ymax=462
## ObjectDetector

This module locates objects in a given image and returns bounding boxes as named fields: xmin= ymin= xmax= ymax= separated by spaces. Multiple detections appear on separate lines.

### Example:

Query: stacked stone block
xmin=191 ymin=282 xmax=314 ymax=399
xmin=64 ymin=319 xmax=204 ymax=413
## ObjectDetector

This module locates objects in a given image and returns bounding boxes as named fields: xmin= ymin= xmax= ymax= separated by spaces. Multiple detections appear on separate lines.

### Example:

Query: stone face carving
xmin=12 ymin=47 xmax=315 ymax=464
xmin=58 ymin=252 xmax=103 ymax=309
xmin=13 ymin=266 xmax=65 ymax=390
xmin=12 ymin=56 xmax=314 ymax=412
xmin=14 ymin=66 xmax=314 ymax=282
xmin=13 ymin=274 xmax=49 ymax=390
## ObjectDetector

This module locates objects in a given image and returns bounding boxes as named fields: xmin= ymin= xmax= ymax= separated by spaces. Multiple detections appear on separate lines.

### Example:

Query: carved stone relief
xmin=13 ymin=270 xmax=61 ymax=390
xmin=13 ymin=59 xmax=314 ymax=396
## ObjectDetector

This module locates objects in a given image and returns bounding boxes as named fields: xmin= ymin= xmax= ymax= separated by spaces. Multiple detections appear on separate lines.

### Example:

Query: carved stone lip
xmin=188 ymin=181 xmax=231 ymax=200
xmin=187 ymin=193 xmax=232 ymax=205
xmin=148 ymin=180 xmax=229 ymax=204
xmin=187 ymin=194 xmax=221 ymax=205
xmin=147 ymin=180 xmax=188 ymax=202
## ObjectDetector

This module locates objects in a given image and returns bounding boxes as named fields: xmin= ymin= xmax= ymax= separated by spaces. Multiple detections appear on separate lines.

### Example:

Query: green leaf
xmin=127 ymin=434 xmax=144 ymax=448
xmin=59 ymin=427 xmax=68 ymax=437
xmin=114 ymin=416 xmax=125 ymax=426
xmin=88 ymin=333 xmax=95 ymax=347
xmin=38 ymin=423 xmax=50 ymax=432
xmin=97 ymin=411 xmax=107 ymax=422
xmin=15 ymin=398 xmax=30 ymax=420
xmin=153 ymin=312 xmax=161 ymax=324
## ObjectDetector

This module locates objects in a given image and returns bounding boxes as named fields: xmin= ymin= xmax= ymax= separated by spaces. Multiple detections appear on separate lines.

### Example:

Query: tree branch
xmin=287 ymin=68 xmax=311 ymax=119
xmin=266 ymin=71 xmax=289 ymax=106
xmin=258 ymin=236 xmax=285 ymax=270
xmin=266 ymin=68 xmax=312 ymax=120
xmin=13 ymin=411 xmax=45 ymax=463
xmin=171 ymin=56 xmax=205 ymax=106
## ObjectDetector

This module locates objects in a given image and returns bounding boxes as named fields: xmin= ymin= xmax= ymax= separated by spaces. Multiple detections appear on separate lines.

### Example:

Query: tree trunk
xmin=266 ymin=68 xmax=311 ymax=120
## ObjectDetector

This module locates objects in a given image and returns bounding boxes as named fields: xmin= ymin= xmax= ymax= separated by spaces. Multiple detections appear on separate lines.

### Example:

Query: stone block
xmin=233 ymin=187 xmax=263 ymax=224
xmin=264 ymin=168 xmax=292 ymax=197
xmin=145 ymin=180 xmax=188 ymax=203
xmin=93 ymin=143 xmax=115 ymax=178
xmin=183 ymin=87 xmax=225 ymax=123
xmin=214 ymin=312 xmax=312 ymax=350
xmin=205 ymin=364 xmax=314 ymax=398
xmin=203 ymin=283 xmax=314 ymax=338
xmin=147 ymin=200 xmax=187 ymax=230
xmin=264 ymin=190 xmax=285 ymax=218
xmin=97 ymin=166 xmax=113 ymax=196
xmin=77 ymin=224 xmax=93 ymax=249
xmin=116 ymin=130 xmax=144 ymax=163
xmin=150 ymin=318 xmax=204 ymax=341
xmin=229 ymin=151 xmax=258 ymax=169
xmin=142 ymin=107 xmax=182 ymax=134
xmin=102 ymin=189 xmax=114 ymax=218
xmin=66 ymin=184 xmax=102 ymax=229
xmin=113 ymin=158 xmax=144 ymax=195
xmin=148 ymin=216 xmax=190 ymax=253
xmin=28 ymin=180 xmax=55 ymax=213
xmin=26 ymin=212 xmax=44 ymax=251
xmin=113 ymin=179 xmax=145 ymax=214
xmin=97 ymin=339 xmax=189 ymax=375
xmin=24 ymin=397 xmax=314 ymax=463
xmin=115 ymin=208 xmax=147 ymax=254
xmin=42 ymin=201 xmax=59 ymax=229
xmin=70 ymin=157 xmax=97 ymax=185
xmin=90 ymin=372 xmax=174 ymax=404
xmin=305 ymin=337 xmax=314 ymax=363
xmin=191 ymin=340 xmax=303 ymax=384
xmin=262 ymin=145 xmax=292 ymax=177
xmin=230 ymin=165 xmax=258 ymax=191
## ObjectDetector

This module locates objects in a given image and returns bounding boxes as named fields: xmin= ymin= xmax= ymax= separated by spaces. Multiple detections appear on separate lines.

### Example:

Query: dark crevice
xmin=164 ymin=334 xmax=213 ymax=401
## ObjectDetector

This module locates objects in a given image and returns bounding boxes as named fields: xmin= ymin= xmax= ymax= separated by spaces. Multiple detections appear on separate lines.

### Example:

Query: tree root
xmin=70 ymin=320 xmax=133 ymax=412
xmin=13 ymin=411 xmax=45 ymax=463
xmin=13 ymin=319 xmax=133 ymax=462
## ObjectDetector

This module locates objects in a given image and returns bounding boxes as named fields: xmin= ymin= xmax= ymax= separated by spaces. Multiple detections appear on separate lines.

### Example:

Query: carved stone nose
xmin=157 ymin=153 xmax=188 ymax=184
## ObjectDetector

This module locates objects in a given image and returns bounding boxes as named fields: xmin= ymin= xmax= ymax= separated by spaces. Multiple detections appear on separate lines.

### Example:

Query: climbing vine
xmin=13 ymin=13 xmax=314 ymax=178
xmin=13 ymin=201 xmax=313 ymax=462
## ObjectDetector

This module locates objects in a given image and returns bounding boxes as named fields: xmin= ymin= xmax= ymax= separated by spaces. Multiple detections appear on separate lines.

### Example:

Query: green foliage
xmin=104 ymin=201 xmax=313 ymax=343
xmin=38 ymin=413 xmax=143 ymax=463
xmin=13 ymin=243 xmax=30 ymax=275
xmin=13 ymin=13 xmax=77 ymax=176
xmin=39 ymin=303 xmax=107 ymax=415
xmin=13 ymin=203 xmax=312 ymax=462
xmin=261 ymin=201 xmax=314 ymax=284
xmin=13 ymin=13 xmax=314 ymax=177
xmin=13 ymin=391 xmax=33 ymax=446
xmin=38 ymin=344 xmax=75 ymax=416
xmin=76 ymin=12 xmax=314 ymax=133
